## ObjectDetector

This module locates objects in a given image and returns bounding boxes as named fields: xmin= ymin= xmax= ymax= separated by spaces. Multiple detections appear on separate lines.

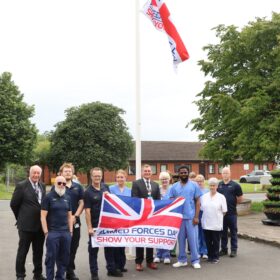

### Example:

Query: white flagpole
xmin=135 ymin=0 xmax=141 ymax=180
xmin=127 ymin=0 xmax=141 ymax=259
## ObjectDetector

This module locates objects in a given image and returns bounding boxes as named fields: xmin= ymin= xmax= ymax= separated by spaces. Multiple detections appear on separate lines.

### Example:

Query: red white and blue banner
xmin=142 ymin=0 xmax=189 ymax=67
xmin=91 ymin=194 xmax=185 ymax=249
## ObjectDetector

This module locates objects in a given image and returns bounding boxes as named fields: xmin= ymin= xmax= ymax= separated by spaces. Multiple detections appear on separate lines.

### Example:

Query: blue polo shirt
xmin=217 ymin=180 xmax=243 ymax=215
xmin=41 ymin=191 xmax=72 ymax=231
xmin=109 ymin=185 xmax=131 ymax=197
xmin=51 ymin=181 xmax=84 ymax=214
xmin=169 ymin=180 xmax=202 ymax=220
xmin=84 ymin=184 xmax=110 ymax=228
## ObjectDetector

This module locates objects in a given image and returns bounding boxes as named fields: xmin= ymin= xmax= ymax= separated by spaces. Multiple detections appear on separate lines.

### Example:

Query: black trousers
xmin=113 ymin=247 xmax=126 ymax=270
xmin=135 ymin=247 xmax=153 ymax=264
xmin=88 ymin=237 xmax=117 ymax=275
xmin=67 ymin=225 xmax=80 ymax=274
xmin=203 ymin=229 xmax=221 ymax=261
xmin=16 ymin=229 xmax=45 ymax=278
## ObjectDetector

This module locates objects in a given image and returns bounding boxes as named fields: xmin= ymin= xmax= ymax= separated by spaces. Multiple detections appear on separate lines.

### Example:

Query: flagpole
xmin=135 ymin=0 xmax=141 ymax=180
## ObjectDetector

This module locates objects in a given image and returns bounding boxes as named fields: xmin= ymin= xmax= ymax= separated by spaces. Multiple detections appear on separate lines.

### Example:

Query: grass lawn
xmin=250 ymin=201 xmax=264 ymax=212
xmin=0 ymin=183 xmax=14 ymax=200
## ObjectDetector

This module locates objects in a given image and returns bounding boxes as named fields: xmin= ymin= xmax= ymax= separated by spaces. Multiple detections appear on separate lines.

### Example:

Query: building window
xmin=263 ymin=164 xmax=268 ymax=171
xmin=209 ymin=164 xmax=215 ymax=174
xmin=174 ymin=164 xmax=192 ymax=173
xmin=218 ymin=164 xmax=223 ymax=174
xmin=160 ymin=164 xmax=167 ymax=172
xmin=150 ymin=164 xmax=157 ymax=175
xmin=128 ymin=164 xmax=135 ymax=175
xmin=254 ymin=164 xmax=259 ymax=171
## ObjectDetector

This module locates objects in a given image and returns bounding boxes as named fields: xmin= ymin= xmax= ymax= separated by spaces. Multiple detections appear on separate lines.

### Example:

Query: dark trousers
xmin=135 ymin=247 xmax=153 ymax=264
xmin=45 ymin=231 xmax=71 ymax=280
xmin=88 ymin=237 xmax=117 ymax=275
xmin=204 ymin=230 xmax=221 ymax=261
xmin=67 ymin=226 xmax=80 ymax=274
xmin=16 ymin=229 xmax=45 ymax=278
xmin=113 ymin=247 xmax=126 ymax=270
xmin=221 ymin=214 xmax=238 ymax=251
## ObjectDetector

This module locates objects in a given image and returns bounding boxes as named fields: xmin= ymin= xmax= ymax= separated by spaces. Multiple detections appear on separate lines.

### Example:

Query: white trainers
xmin=202 ymin=254 xmax=208 ymax=259
xmin=173 ymin=261 xmax=188 ymax=268
xmin=192 ymin=263 xmax=201 ymax=269
xmin=163 ymin=258 xmax=171 ymax=264
xmin=154 ymin=257 xmax=160 ymax=263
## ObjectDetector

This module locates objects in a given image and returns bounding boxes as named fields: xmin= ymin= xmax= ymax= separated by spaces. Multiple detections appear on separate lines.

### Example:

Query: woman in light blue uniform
xmin=109 ymin=169 xmax=131 ymax=272
xmin=153 ymin=171 xmax=172 ymax=264
xmin=195 ymin=174 xmax=209 ymax=259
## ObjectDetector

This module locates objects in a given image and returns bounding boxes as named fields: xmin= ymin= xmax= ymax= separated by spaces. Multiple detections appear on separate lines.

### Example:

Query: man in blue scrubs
xmin=41 ymin=176 xmax=73 ymax=280
xmin=169 ymin=165 xmax=202 ymax=269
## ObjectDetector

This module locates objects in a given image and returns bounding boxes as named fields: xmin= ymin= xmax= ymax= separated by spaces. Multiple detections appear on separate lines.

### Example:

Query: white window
xmin=209 ymin=164 xmax=215 ymax=174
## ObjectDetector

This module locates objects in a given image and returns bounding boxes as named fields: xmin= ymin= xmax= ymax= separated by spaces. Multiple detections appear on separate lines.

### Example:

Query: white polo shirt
xmin=201 ymin=192 xmax=227 ymax=231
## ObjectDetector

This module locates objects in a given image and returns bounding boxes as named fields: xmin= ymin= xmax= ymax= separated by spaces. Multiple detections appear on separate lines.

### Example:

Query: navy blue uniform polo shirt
xmin=83 ymin=184 xmax=109 ymax=228
xmin=217 ymin=180 xmax=243 ymax=215
xmin=42 ymin=190 xmax=72 ymax=231
xmin=51 ymin=181 xmax=84 ymax=215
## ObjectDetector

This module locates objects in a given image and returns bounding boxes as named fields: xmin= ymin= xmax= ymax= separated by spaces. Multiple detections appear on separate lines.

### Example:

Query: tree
xmin=0 ymin=72 xmax=37 ymax=169
xmin=49 ymin=102 xmax=133 ymax=179
xmin=189 ymin=13 xmax=280 ymax=165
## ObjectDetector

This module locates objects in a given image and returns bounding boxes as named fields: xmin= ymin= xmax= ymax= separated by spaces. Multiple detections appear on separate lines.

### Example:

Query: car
xmin=239 ymin=170 xmax=271 ymax=183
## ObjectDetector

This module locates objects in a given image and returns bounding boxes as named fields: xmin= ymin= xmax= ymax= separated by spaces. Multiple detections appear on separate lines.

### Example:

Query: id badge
xmin=74 ymin=223 xmax=80 ymax=229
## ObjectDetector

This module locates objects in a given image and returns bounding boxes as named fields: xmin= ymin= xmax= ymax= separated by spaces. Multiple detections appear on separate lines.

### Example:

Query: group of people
xmin=10 ymin=163 xmax=243 ymax=280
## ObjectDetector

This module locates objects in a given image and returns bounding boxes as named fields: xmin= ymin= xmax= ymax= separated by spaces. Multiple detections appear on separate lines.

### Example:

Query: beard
xmin=180 ymin=175 xmax=189 ymax=183
xmin=55 ymin=186 xmax=66 ymax=197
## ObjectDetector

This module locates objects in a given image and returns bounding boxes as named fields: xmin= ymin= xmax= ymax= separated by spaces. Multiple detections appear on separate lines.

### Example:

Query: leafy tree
xmin=0 ymin=72 xmax=37 ymax=168
xmin=49 ymin=102 xmax=133 ymax=180
xmin=189 ymin=13 xmax=280 ymax=165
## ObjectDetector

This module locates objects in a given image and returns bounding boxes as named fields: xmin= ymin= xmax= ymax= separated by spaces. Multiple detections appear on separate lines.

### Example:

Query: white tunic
xmin=201 ymin=192 xmax=227 ymax=231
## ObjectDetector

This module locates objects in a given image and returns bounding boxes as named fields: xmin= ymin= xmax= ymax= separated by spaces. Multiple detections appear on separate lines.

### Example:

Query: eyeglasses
xmin=57 ymin=182 xmax=66 ymax=186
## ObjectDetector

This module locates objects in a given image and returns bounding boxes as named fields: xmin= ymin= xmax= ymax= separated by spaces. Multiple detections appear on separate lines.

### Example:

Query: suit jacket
xmin=10 ymin=179 xmax=46 ymax=232
xmin=132 ymin=178 xmax=160 ymax=200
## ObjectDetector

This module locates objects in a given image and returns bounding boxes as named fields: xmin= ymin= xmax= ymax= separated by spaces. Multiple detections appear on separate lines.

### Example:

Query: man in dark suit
xmin=132 ymin=164 xmax=160 ymax=271
xmin=10 ymin=165 xmax=46 ymax=280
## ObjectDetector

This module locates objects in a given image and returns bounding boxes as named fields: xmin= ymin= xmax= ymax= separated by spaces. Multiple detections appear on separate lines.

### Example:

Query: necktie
xmin=146 ymin=180 xmax=151 ymax=192
xmin=34 ymin=183 xmax=40 ymax=202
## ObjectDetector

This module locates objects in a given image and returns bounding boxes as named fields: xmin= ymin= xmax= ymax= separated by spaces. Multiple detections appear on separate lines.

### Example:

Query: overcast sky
xmin=1 ymin=0 xmax=279 ymax=141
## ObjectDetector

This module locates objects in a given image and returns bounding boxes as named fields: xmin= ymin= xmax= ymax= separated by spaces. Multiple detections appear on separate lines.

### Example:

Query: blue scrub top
xmin=109 ymin=184 xmax=131 ymax=197
xmin=169 ymin=180 xmax=202 ymax=220
xmin=41 ymin=191 xmax=71 ymax=231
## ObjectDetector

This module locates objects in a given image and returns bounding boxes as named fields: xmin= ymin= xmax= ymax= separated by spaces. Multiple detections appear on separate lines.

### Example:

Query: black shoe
xmin=66 ymin=272 xmax=79 ymax=280
xmin=219 ymin=249 xmax=228 ymax=256
xmin=107 ymin=270 xmax=123 ymax=277
xmin=17 ymin=278 xmax=25 ymax=280
xmin=91 ymin=273 xmax=99 ymax=280
xmin=120 ymin=268 xmax=128 ymax=272
xmin=230 ymin=251 xmax=237 ymax=258
xmin=33 ymin=275 xmax=46 ymax=280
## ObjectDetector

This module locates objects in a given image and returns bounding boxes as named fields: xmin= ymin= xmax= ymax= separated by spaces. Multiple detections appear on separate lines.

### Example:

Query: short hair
xmin=159 ymin=171 xmax=171 ymax=180
xmin=177 ymin=165 xmax=190 ymax=173
xmin=116 ymin=169 xmax=127 ymax=177
xmin=195 ymin=174 xmax=205 ymax=182
xmin=189 ymin=171 xmax=196 ymax=179
xmin=142 ymin=164 xmax=151 ymax=169
xmin=59 ymin=162 xmax=75 ymax=174
xmin=90 ymin=167 xmax=103 ymax=176
xmin=29 ymin=165 xmax=42 ymax=175
xmin=208 ymin=177 xmax=219 ymax=186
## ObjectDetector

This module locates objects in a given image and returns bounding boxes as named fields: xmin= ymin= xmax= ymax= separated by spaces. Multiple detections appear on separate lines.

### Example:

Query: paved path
xmin=1 ymin=200 xmax=280 ymax=280
xmin=243 ymin=193 xmax=266 ymax=202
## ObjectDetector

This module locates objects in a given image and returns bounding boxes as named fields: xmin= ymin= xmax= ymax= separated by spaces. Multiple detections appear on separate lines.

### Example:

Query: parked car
xmin=239 ymin=170 xmax=271 ymax=183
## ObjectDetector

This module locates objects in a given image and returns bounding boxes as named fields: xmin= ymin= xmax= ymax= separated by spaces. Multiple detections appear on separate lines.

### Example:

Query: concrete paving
xmin=243 ymin=193 xmax=266 ymax=202
xmin=1 ymin=200 xmax=280 ymax=280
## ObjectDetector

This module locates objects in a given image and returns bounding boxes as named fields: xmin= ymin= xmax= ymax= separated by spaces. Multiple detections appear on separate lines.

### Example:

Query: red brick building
xmin=42 ymin=141 xmax=276 ymax=184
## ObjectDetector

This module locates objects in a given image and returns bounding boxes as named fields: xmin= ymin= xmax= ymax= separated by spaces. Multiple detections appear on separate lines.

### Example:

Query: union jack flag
xmin=91 ymin=194 xmax=185 ymax=249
